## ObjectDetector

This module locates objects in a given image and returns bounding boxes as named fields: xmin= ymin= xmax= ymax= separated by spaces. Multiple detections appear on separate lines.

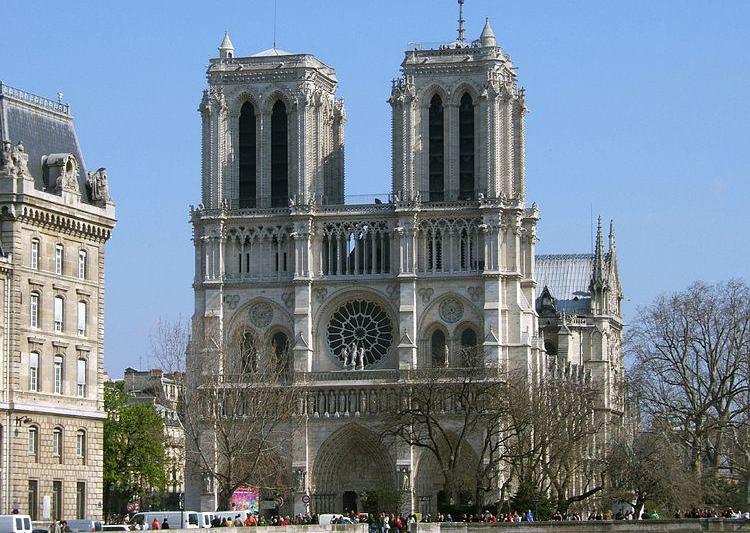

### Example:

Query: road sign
xmin=301 ymin=494 xmax=310 ymax=504
xmin=275 ymin=496 xmax=284 ymax=508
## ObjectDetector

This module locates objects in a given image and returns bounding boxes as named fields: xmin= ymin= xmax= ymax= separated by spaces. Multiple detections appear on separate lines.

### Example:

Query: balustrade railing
xmin=0 ymin=82 xmax=69 ymax=114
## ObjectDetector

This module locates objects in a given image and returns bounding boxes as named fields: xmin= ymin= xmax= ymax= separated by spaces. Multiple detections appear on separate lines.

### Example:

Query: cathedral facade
xmin=187 ymin=15 xmax=623 ymax=515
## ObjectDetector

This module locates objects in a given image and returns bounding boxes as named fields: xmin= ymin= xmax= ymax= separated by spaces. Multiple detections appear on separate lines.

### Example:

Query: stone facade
xmin=0 ymin=83 xmax=116 ymax=519
xmin=187 ymin=17 xmax=622 ymax=515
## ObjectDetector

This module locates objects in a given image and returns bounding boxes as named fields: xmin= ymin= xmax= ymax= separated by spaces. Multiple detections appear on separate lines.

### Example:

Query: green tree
xmin=104 ymin=382 xmax=168 ymax=518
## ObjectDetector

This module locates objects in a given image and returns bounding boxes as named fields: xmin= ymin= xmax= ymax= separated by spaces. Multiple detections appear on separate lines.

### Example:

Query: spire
xmin=218 ymin=31 xmax=234 ymax=59
xmin=480 ymin=17 xmax=496 ymax=47
xmin=608 ymin=219 xmax=616 ymax=253
xmin=592 ymin=216 xmax=605 ymax=285
xmin=457 ymin=0 xmax=466 ymax=42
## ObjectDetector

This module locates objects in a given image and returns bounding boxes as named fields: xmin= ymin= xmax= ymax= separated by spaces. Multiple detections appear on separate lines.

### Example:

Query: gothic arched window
xmin=431 ymin=329 xmax=447 ymax=367
xmin=428 ymin=94 xmax=445 ymax=202
xmin=460 ymin=327 xmax=479 ymax=366
xmin=271 ymin=101 xmax=289 ymax=207
xmin=238 ymin=101 xmax=257 ymax=208
xmin=271 ymin=331 xmax=290 ymax=371
xmin=458 ymin=93 xmax=475 ymax=200
xmin=240 ymin=331 xmax=258 ymax=373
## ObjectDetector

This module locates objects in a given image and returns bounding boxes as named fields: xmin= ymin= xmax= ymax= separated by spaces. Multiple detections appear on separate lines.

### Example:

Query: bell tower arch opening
xmin=270 ymin=100 xmax=289 ymax=207
xmin=428 ymin=94 xmax=445 ymax=202
xmin=458 ymin=92 xmax=475 ymax=200
xmin=238 ymin=101 xmax=257 ymax=208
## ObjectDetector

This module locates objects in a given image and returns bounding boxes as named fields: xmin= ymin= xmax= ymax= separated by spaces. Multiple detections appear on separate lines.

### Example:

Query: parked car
xmin=0 ymin=515 xmax=32 ymax=533
xmin=65 ymin=520 xmax=102 ymax=533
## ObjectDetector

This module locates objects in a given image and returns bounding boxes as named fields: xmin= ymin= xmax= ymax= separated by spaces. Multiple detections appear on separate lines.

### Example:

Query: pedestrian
xmin=151 ymin=518 xmax=161 ymax=530
xmin=161 ymin=518 xmax=170 ymax=530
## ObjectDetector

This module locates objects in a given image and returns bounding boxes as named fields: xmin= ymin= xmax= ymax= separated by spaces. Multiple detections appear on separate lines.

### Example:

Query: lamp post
xmin=179 ymin=482 xmax=184 ymax=529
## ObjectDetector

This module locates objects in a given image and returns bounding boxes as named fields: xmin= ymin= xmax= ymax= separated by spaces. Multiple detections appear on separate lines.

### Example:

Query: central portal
xmin=312 ymin=424 xmax=397 ymax=513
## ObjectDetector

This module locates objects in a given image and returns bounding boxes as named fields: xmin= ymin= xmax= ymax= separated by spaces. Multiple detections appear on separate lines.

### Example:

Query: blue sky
xmin=3 ymin=1 xmax=749 ymax=376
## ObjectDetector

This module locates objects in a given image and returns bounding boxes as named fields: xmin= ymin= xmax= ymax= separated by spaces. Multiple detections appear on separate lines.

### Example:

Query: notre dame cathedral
xmin=186 ymin=6 xmax=624 ymax=515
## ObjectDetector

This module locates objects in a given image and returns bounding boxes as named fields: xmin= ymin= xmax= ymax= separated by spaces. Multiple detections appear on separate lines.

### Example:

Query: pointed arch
xmin=312 ymin=424 xmax=396 ymax=512
xmin=458 ymin=92 xmax=475 ymax=200
xmin=238 ymin=100 xmax=257 ymax=208
xmin=271 ymin=100 xmax=289 ymax=207
xmin=428 ymin=93 xmax=445 ymax=202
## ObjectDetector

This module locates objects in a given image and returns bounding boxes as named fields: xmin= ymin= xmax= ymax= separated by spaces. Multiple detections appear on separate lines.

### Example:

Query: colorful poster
xmin=230 ymin=485 xmax=259 ymax=513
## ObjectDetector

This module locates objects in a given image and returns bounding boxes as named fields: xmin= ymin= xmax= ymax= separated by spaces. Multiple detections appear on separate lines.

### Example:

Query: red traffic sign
xmin=275 ymin=497 xmax=284 ymax=508
xmin=301 ymin=495 xmax=310 ymax=504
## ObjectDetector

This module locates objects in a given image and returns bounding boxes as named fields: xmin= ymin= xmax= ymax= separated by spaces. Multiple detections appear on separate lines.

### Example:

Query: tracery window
xmin=458 ymin=93 xmax=475 ymax=200
xmin=327 ymin=299 xmax=393 ymax=368
xmin=428 ymin=94 xmax=445 ymax=202
xmin=238 ymin=101 xmax=257 ymax=208
xmin=271 ymin=101 xmax=288 ymax=207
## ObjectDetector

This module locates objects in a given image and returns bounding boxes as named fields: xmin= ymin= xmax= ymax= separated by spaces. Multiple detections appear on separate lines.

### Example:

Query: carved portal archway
xmin=414 ymin=439 xmax=479 ymax=514
xmin=312 ymin=424 xmax=396 ymax=513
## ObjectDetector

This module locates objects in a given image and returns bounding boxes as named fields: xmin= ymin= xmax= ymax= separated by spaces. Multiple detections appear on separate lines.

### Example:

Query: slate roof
xmin=0 ymin=82 xmax=90 ymax=198
xmin=534 ymin=254 xmax=594 ymax=315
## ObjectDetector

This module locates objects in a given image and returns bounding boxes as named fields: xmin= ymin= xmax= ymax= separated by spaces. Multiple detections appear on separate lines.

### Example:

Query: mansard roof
xmin=535 ymin=254 xmax=595 ymax=315
xmin=0 ymin=82 xmax=90 ymax=198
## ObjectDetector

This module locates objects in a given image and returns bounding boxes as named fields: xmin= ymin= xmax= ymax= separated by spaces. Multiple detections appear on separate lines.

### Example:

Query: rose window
xmin=326 ymin=299 xmax=393 ymax=367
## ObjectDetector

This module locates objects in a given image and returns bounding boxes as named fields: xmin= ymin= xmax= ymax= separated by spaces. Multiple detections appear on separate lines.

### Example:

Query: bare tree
xmin=188 ymin=323 xmax=301 ymax=509
xmin=384 ymin=349 xmax=502 ymax=510
xmin=504 ymin=372 xmax=605 ymax=515
xmin=606 ymin=427 xmax=698 ymax=518
xmin=629 ymin=279 xmax=750 ymax=485
xmin=150 ymin=318 xmax=301 ymax=510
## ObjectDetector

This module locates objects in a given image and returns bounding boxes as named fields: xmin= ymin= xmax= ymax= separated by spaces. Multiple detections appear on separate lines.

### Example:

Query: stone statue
xmin=86 ymin=167 xmax=110 ymax=205
xmin=0 ymin=141 xmax=13 ymax=175
xmin=355 ymin=346 xmax=365 ymax=371
xmin=444 ymin=345 xmax=450 ymax=368
xmin=11 ymin=142 xmax=29 ymax=177
xmin=294 ymin=469 xmax=306 ymax=493
xmin=340 ymin=345 xmax=349 ymax=369
xmin=348 ymin=343 xmax=358 ymax=370
xmin=400 ymin=467 xmax=410 ymax=491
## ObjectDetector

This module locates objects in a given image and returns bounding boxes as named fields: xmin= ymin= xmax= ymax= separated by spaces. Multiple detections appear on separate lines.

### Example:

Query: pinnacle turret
xmin=480 ymin=17 xmax=497 ymax=47
xmin=218 ymin=31 xmax=234 ymax=59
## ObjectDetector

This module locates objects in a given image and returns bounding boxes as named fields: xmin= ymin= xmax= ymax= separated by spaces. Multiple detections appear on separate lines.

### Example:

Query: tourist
xmin=232 ymin=516 xmax=243 ymax=527
xmin=161 ymin=518 xmax=170 ymax=530
xmin=150 ymin=518 xmax=160 ymax=530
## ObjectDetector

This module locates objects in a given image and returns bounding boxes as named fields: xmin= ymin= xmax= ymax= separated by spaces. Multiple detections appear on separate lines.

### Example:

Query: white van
xmin=0 ymin=515 xmax=32 ymax=533
xmin=197 ymin=513 xmax=214 ymax=529
xmin=212 ymin=511 xmax=250 ymax=524
xmin=130 ymin=512 xmax=199 ymax=529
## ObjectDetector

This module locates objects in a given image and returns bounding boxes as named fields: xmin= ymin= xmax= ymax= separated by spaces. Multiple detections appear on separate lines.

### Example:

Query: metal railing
xmin=0 ymin=82 xmax=70 ymax=114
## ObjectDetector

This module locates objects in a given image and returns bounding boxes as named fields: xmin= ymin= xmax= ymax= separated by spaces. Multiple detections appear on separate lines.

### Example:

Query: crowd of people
xmin=108 ymin=506 xmax=750 ymax=530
